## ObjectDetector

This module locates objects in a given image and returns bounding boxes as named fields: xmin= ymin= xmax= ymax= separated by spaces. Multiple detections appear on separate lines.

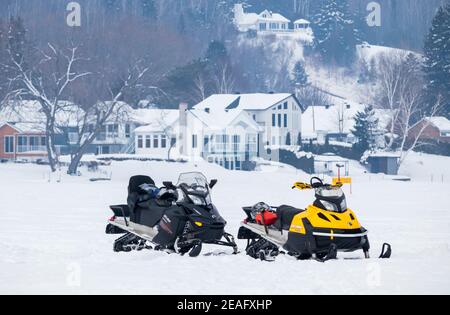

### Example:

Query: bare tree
xmin=5 ymin=40 xmax=90 ymax=171
xmin=156 ymin=110 xmax=177 ymax=160
xmin=376 ymin=51 xmax=443 ymax=166
xmin=66 ymin=61 xmax=150 ymax=175
xmin=213 ymin=62 xmax=235 ymax=94
xmin=193 ymin=73 xmax=207 ymax=101
xmin=376 ymin=52 xmax=411 ymax=149
xmin=396 ymin=93 xmax=442 ymax=166
xmin=296 ymin=86 xmax=332 ymax=108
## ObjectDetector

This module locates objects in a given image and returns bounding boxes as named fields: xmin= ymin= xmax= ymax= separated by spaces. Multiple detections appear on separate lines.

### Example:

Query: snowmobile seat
xmin=274 ymin=205 xmax=304 ymax=231
xmin=127 ymin=175 xmax=158 ymax=223
xmin=128 ymin=175 xmax=155 ymax=195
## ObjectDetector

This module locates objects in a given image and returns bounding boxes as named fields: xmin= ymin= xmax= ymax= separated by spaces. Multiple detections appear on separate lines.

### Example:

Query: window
xmin=272 ymin=114 xmax=276 ymax=127
xmin=161 ymin=135 xmax=167 ymax=148
xmin=137 ymin=136 xmax=143 ymax=149
xmin=68 ymin=132 xmax=79 ymax=144
xmin=232 ymin=135 xmax=240 ymax=152
xmin=146 ymin=136 xmax=151 ymax=148
xmin=125 ymin=124 xmax=131 ymax=138
xmin=278 ymin=105 xmax=282 ymax=110
xmin=278 ymin=114 xmax=282 ymax=127
xmin=107 ymin=124 xmax=119 ymax=138
xmin=18 ymin=136 xmax=27 ymax=147
xmin=4 ymin=136 xmax=14 ymax=153
xmin=171 ymin=137 xmax=177 ymax=147
xmin=284 ymin=102 xmax=288 ymax=110
xmin=192 ymin=135 xmax=198 ymax=149
xmin=153 ymin=135 xmax=159 ymax=148
xmin=253 ymin=115 xmax=257 ymax=121
xmin=284 ymin=114 xmax=288 ymax=128
xmin=41 ymin=137 xmax=46 ymax=146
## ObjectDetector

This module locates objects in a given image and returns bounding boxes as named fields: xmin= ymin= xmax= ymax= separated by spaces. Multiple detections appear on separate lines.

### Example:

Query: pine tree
xmin=141 ymin=0 xmax=157 ymax=19
xmin=351 ymin=105 xmax=380 ymax=155
xmin=205 ymin=40 xmax=228 ymax=66
xmin=423 ymin=4 xmax=450 ymax=118
xmin=297 ymin=133 xmax=302 ymax=146
xmin=291 ymin=61 xmax=309 ymax=88
xmin=286 ymin=132 xmax=291 ymax=146
xmin=312 ymin=0 xmax=359 ymax=66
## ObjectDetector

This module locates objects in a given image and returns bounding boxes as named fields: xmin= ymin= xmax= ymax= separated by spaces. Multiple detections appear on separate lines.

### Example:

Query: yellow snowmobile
xmin=238 ymin=177 xmax=392 ymax=262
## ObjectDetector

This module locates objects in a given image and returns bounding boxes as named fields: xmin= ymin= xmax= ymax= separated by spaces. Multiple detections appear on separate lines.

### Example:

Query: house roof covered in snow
xmin=301 ymin=103 xmax=392 ymax=138
xmin=425 ymin=117 xmax=450 ymax=132
xmin=294 ymin=19 xmax=310 ymax=24
xmin=258 ymin=11 xmax=290 ymax=23
xmin=133 ymin=109 xmax=179 ymax=133
xmin=189 ymin=109 xmax=260 ymax=131
xmin=194 ymin=93 xmax=296 ymax=112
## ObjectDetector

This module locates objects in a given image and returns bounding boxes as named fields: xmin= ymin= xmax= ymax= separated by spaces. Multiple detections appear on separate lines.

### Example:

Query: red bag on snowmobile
xmin=255 ymin=211 xmax=278 ymax=226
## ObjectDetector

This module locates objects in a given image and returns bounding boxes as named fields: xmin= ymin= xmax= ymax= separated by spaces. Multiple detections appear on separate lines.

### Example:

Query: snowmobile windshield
xmin=315 ymin=186 xmax=348 ymax=213
xmin=177 ymin=172 xmax=212 ymax=206
xmin=316 ymin=186 xmax=344 ymax=199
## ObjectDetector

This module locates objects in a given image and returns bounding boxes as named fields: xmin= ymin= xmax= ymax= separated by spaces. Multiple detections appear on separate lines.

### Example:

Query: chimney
xmin=179 ymin=102 xmax=188 ymax=156
xmin=179 ymin=102 xmax=188 ymax=126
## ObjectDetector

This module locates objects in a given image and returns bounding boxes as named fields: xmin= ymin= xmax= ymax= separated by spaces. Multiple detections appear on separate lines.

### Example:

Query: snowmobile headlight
xmin=190 ymin=195 xmax=206 ymax=206
xmin=321 ymin=200 xmax=339 ymax=212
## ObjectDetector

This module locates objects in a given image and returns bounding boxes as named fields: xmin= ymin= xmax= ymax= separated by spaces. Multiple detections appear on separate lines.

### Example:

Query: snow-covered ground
xmin=1 ymin=155 xmax=450 ymax=295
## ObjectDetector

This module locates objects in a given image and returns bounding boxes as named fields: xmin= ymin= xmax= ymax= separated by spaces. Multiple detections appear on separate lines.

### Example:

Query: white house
xmin=134 ymin=105 xmax=261 ymax=170
xmin=294 ymin=19 xmax=311 ymax=30
xmin=233 ymin=3 xmax=313 ymax=42
xmin=234 ymin=4 xmax=290 ymax=33
xmin=133 ymin=109 xmax=180 ymax=159
xmin=194 ymin=93 xmax=303 ymax=151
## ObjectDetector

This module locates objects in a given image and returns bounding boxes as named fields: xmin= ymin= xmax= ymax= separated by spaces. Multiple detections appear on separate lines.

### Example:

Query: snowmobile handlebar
xmin=292 ymin=177 xmax=343 ymax=191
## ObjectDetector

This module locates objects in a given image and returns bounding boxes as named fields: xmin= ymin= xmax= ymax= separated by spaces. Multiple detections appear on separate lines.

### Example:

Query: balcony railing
xmin=17 ymin=145 xmax=47 ymax=153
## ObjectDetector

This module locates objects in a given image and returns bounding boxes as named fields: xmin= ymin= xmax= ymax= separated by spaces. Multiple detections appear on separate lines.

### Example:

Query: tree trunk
xmin=45 ymin=121 xmax=58 ymax=172
xmin=68 ymin=152 xmax=83 ymax=175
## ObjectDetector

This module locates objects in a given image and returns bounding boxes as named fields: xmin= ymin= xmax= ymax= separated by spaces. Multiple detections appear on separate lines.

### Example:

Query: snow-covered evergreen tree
xmin=351 ymin=105 xmax=380 ymax=154
xmin=423 ymin=4 xmax=450 ymax=118
xmin=286 ymin=132 xmax=291 ymax=146
xmin=312 ymin=0 xmax=359 ymax=66
xmin=291 ymin=61 xmax=309 ymax=88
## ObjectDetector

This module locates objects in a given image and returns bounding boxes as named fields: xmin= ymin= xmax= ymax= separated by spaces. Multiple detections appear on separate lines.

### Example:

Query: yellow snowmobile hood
xmin=289 ymin=205 xmax=362 ymax=235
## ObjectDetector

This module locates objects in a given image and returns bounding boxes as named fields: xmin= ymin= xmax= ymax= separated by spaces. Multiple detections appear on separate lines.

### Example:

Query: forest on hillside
xmin=0 ymin=0 xmax=448 ymax=111
xmin=0 ymin=0 xmax=447 ymax=51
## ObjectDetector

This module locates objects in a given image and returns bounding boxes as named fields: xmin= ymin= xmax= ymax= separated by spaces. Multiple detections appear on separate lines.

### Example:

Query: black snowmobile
xmin=106 ymin=172 xmax=238 ymax=257
xmin=238 ymin=177 xmax=392 ymax=262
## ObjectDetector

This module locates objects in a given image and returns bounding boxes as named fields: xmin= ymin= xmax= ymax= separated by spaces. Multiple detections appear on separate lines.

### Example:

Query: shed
xmin=367 ymin=153 xmax=400 ymax=175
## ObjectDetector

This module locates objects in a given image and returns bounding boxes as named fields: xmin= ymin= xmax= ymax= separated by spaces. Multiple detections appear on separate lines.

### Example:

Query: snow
xmin=294 ymin=19 xmax=310 ymax=25
xmin=189 ymin=109 xmax=259 ymax=131
xmin=194 ymin=93 xmax=293 ymax=112
xmin=426 ymin=117 xmax=450 ymax=132
xmin=357 ymin=44 xmax=421 ymax=64
xmin=1 ymin=153 xmax=450 ymax=294
xmin=301 ymin=104 xmax=391 ymax=138
xmin=133 ymin=109 xmax=179 ymax=133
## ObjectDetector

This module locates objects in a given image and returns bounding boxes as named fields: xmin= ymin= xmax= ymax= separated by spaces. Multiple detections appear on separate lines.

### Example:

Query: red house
xmin=408 ymin=117 xmax=450 ymax=144
xmin=0 ymin=122 xmax=48 ymax=161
